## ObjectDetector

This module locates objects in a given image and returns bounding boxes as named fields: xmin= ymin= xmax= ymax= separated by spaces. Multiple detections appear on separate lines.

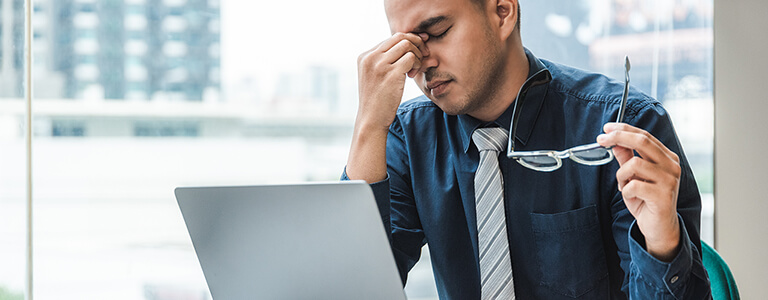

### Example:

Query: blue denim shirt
xmin=343 ymin=49 xmax=711 ymax=299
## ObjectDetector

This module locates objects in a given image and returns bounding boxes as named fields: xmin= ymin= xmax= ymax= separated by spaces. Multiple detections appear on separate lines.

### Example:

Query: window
xmin=125 ymin=14 xmax=148 ymax=31
xmin=134 ymin=121 xmax=198 ymax=137
xmin=52 ymin=121 xmax=86 ymax=137
xmin=0 ymin=0 xmax=26 ymax=297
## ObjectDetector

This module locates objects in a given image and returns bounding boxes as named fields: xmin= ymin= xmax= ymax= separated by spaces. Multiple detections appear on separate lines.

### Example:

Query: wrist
xmin=346 ymin=117 xmax=390 ymax=184
xmin=644 ymin=217 xmax=681 ymax=262
xmin=354 ymin=113 xmax=393 ymax=137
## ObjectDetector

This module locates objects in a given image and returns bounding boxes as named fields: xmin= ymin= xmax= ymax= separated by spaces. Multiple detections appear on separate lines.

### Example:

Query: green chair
xmin=701 ymin=241 xmax=740 ymax=300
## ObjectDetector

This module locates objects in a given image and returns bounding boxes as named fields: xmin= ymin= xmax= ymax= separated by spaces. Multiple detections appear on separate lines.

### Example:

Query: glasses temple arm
xmin=616 ymin=56 xmax=631 ymax=123
xmin=508 ymin=69 xmax=551 ymax=154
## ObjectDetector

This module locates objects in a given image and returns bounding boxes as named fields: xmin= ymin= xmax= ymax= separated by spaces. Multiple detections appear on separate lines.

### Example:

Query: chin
xmin=439 ymin=106 xmax=465 ymax=116
xmin=422 ymin=86 xmax=473 ymax=115
xmin=430 ymin=97 xmax=471 ymax=116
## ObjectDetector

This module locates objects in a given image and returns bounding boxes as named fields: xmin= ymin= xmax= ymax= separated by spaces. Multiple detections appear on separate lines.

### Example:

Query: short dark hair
xmin=471 ymin=0 xmax=521 ymax=31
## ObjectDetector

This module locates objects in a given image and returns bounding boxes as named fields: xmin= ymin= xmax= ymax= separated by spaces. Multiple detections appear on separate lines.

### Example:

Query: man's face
xmin=385 ymin=0 xmax=506 ymax=116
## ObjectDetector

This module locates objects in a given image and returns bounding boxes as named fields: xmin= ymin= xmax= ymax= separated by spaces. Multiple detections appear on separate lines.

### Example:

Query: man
xmin=342 ymin=0 xmax=711 ymax=298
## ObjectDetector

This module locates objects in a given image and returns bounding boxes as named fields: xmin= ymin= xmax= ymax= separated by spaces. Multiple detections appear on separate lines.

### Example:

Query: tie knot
xmin=472 ymin=127 xmax=509 ymax=152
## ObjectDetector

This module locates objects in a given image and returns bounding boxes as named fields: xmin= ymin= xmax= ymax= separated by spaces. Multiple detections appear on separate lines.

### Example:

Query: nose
xmin=419 ymin=50 xmax=438 ymax=74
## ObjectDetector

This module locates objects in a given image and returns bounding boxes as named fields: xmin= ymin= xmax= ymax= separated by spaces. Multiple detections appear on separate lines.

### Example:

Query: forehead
xmin=384 ymin=0 xmax=470 ymax=32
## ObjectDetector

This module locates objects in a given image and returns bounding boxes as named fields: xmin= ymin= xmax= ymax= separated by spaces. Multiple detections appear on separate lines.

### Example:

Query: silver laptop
xmin=175 ymin=181 xmax=406 ymax=300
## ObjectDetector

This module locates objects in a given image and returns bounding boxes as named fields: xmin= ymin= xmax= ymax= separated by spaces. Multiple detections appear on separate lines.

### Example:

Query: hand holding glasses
xmin=506 ymin=56 xmax=631 ymax=172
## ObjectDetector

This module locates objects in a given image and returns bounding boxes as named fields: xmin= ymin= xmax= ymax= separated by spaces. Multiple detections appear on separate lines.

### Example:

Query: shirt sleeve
xmin=340 ymin=116 xmax=425 ymax=285
xmin=624 ymin=215 xmax=712 ymax=298
xmin=611 ymin=99 xmax=712 ymax=299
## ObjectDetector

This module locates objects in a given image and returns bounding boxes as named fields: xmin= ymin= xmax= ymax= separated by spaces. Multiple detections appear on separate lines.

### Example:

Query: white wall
xmin=714 ymin=0 xmax=768 ymax=298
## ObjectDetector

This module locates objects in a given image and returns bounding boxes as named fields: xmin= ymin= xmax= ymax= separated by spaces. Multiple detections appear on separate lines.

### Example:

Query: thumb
xmin=612 ymin=146 xmax=633 ymax=166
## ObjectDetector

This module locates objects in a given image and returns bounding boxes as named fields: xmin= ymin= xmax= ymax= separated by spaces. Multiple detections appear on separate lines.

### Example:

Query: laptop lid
xmin=175 ymin=181 xmax=406 ymax=300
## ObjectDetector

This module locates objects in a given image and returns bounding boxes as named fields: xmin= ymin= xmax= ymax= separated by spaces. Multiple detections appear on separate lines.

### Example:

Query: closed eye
xmin=429 ymin=26 xmax=452 ymax=40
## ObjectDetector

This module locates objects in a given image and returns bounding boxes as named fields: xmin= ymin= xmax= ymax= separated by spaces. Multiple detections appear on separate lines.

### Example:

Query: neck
xmin=469 ymin=41 xmax=529 ymax=122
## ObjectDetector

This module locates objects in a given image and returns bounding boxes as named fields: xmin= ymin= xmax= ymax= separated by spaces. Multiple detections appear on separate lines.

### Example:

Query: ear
xmin=493 ymin=0 xmax=518 ymax=41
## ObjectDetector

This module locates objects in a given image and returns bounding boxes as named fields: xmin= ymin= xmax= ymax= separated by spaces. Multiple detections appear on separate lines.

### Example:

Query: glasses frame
xmin=506 ymin=56 xmax=631 ymax=172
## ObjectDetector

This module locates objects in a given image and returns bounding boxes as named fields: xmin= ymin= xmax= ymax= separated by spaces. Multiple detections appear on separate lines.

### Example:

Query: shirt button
xmin=670 ymin=275 xmax=679 ymax=284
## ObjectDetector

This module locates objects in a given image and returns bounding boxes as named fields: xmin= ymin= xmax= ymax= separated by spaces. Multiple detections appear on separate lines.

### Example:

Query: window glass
xmin=20 ymin=0 xmax=712 ymax=299
xmin=0 ymin=0 xmax=27 ymax=298
xmin=27 ymin=0 xmax=383 ymax=298
xmin=31 ymin=0 xmax=224 ymax=297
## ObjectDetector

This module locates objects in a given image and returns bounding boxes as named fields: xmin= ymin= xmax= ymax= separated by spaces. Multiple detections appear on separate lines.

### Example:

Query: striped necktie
xmin=472 ymin=127 xmax=515 ymax=299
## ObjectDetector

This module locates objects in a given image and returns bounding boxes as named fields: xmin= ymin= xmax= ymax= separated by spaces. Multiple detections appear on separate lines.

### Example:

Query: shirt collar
xmin=458 ymin=48 xmax=552 ymax=153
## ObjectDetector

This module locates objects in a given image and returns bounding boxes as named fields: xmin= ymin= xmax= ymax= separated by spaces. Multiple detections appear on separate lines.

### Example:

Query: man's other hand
xmin=597 ymin=122 xmax=682 ymax=262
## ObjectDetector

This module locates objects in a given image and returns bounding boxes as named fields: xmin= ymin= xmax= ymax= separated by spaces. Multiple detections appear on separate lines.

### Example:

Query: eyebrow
xmin=413 ymin=16 xmax=448 ymax=33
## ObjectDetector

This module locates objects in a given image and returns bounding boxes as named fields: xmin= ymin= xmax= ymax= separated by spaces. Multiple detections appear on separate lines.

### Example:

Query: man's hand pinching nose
xmin=406 ymin=33 xmax=430 ymax=78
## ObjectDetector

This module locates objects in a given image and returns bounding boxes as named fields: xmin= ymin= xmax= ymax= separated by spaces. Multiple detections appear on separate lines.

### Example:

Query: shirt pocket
xmin=530 ymin=205 xmax=609 ymax=298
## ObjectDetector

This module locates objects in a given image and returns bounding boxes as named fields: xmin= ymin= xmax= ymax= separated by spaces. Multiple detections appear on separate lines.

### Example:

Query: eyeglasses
xmin=506 ymin=56 xmax=631 ymax=172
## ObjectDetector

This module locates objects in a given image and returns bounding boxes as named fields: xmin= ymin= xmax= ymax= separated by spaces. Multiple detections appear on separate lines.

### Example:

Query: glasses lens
xmin=571 ymin=147 xmax=613 ymax=165
xmin=518 ymin=155 xmax=560 ymax=170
